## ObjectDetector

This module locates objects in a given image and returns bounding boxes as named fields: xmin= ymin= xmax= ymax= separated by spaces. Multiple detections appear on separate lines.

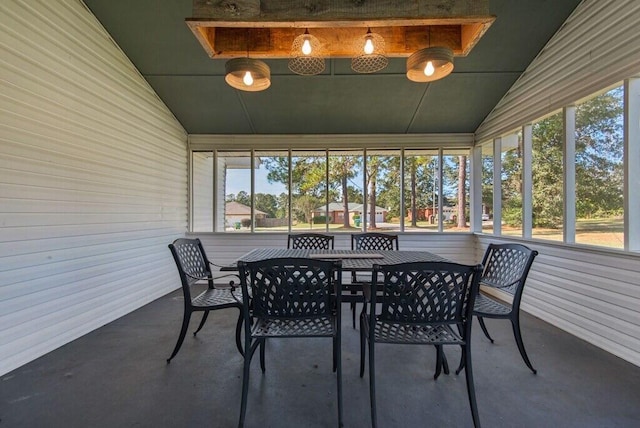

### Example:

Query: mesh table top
xmin=222 ymin=248 xmax=448 ymax=272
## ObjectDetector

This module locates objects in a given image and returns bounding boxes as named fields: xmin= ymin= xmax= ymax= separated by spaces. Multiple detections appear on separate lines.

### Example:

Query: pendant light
xmin=351 ymin=28 xmax=388 ymax=73
xmin=406 ymin=27 xmax=454 ymax=82
xmin=225 ymin=58 xmax=271 ymax=91
xmin=288 ymin=29 xmax=325 ymax=75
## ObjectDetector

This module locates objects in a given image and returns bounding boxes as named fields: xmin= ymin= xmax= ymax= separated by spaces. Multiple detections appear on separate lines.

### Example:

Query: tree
xmin=294 ymin=194 xmax=321 ymax=225
xmin=575 ymin=87 xmax=623 ymax=218
xmin=532 ymin=113 xmax=563 ymax=227
xmin=457 ymin=155 xmax=467 ymax=228
xmin=328 ymin=155 xmax=360 ymax=228
xmin=254 ymin=193 xmax=278 ymax=218
xmin=366 ymin=156 xmax=381 ymax=228
xmin=530 ymin=87 xmax=623 ymax=228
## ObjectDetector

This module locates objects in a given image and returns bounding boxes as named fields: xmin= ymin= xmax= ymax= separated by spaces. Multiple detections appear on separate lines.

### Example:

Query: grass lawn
xmin=500 ymin=217 xmax=623 ymax=249
xmin=253 ymin=217 xmax=623 ymax=249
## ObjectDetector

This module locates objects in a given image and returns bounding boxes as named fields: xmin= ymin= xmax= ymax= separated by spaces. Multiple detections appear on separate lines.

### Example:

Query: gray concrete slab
xmin=2 ymin=288 xmax=639 ymax=427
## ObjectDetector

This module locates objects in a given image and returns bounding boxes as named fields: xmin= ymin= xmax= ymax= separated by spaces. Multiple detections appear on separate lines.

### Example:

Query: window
xmin=291 ymin=151 xmax=327 ymax=231
xmin=479 ymin=82 xmax=631 ymax=251
xmin=192 ymin=144 xmax=473 ymax=233
xmin=480 ymin=142 xmax=494 ymax=233
xmin=255 ymin=151 xmax=289 ymax=232
xmin=366 ymin=150 xmax=401 ymax=232
xmin=501 ymin=130 xmax=523 ymax=237
xmin=531 ymin=111 xmax=564 ymax=241
xmin=442 ymin=149 xmax=470 ymax=232
xmin=220 ymin=151 xmax=251 ymax=232
xmin=404 ymin=149 xmax=439 ymax=232
xmin=328 ymin=150 xmax=363 ymax=232
xmin=574 ymin=86 xmax=624 ymax=249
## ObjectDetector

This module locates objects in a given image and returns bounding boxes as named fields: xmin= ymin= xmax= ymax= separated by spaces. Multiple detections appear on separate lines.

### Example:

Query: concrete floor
xmin=2 ymin=288 xmax=639 ymax=428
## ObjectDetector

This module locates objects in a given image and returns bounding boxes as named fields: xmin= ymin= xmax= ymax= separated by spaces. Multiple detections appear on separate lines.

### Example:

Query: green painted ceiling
xmin=84 ymin=0 xmax=582 ymax=135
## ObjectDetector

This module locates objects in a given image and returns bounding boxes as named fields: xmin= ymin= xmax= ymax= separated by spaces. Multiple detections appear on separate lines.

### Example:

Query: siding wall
xmin=0 ymin=0 xmax=188 ymax=375
xmin=475 ymin=0 xmax=640 ymax=142
xmin=476 ymin=236 xmax=640 ymax=367
xmin=474 ymin=0 xmax=640 ymax=367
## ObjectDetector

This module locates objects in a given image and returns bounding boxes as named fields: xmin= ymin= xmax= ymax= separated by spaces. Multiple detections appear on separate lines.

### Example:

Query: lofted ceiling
xmin=83 ymin=0 xmax=583 ymax=135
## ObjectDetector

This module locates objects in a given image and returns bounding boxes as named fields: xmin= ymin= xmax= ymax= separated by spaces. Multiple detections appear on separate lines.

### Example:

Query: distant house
xmin=225 ymin=201 xmax=267 ymax=227
xmin=313 ymin=202 xmax=387 ymax=224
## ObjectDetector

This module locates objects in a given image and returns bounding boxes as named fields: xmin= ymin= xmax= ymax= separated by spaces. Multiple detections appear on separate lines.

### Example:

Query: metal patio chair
xmin=166 ymin=238 xmax=243 ymax=363
xmin=360 ymin=261 xmax=483 ymax=428
xmin=237 ymin=257 xmax=343 ymax=428
xmin=287 ymin=233 xmax=335 ymax=249
xmin=346 ymin=233 xmax=399 ymax=328
xmin=466 ymin=243 xmax=539 ymax=374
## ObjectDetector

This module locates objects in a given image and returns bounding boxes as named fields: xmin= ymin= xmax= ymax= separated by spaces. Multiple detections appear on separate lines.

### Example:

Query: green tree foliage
xmin=294 ymin=194 xmax=321 ymax=224
xmin=254 ymin=193 xmax=278 ymax=218
xmin=500 ymin=133 xmax=523 ymax=227
xmin=575 ymin=87 xmax=623 ymax=218
xmin=528 ymin=87 xmax=623 ymax=228
xmin=482 ymin=154 xmax=494 ymax=217
xmin=532 ymin=113 xmax=564 ymax=227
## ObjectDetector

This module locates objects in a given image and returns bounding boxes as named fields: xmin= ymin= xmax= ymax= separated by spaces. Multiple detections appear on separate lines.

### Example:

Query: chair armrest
xmin=184 ymin=271 xmax=239 ymax=290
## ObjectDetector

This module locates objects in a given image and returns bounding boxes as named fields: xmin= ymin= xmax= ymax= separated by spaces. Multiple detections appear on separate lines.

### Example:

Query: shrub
xmin=313 ymin=215 xmax=328 ymax=224
xmin=240 ymin=218 xmax=252 ymax=228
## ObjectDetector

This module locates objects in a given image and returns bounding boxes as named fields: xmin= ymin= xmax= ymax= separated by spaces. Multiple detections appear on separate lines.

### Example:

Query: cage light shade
xmin=288 ymin=31 xmax=325 ymax=75
xmin=406 ymin=47 xmax=454 ymax=82
xmin=225 ymin=58 xmax=271 ymax=91
xmin=351 ymin=30 xmax=388 ymax=73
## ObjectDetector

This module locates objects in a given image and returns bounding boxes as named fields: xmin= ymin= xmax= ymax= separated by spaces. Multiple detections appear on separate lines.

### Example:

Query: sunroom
xmin=1 ymin=0 xmax=640 ymax=426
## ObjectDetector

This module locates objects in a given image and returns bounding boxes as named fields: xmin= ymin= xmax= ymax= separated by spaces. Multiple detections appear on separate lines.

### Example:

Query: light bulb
xmin=302 ymin=38 xmax=312 ymax=55
xmin=242 ymin=71 xmax=253 ymax=86
xmin=364 ymin=38 xmax=374 ymax=55
xmin=424 ymin=60 xmax=435 ymax=76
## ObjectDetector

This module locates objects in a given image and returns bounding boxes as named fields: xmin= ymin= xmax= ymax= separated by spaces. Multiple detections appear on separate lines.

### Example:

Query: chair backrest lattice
xmin=169 ymin=238 xmax=212 ymax=288
xmin=288 ymin=233 xmax=334 ymax=249
xmin=480 ymin=244 xmax=538 ymax=296
xmin=373 ymin=261 xmax=481 ymax=324
xmin=238 ymin=258 xmax=341 ymax=319
xmin=352 ymin=233 xmax=398 ymax=251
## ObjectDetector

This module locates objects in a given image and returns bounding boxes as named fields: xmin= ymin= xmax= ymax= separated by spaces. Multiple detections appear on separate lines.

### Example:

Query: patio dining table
xmin=221 ymin=248 xmax=449 ymax=273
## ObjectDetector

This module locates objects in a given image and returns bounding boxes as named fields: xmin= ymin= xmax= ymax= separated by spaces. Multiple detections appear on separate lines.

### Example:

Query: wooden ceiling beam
xmin=186 ymin=0 xmax=495 ymax=59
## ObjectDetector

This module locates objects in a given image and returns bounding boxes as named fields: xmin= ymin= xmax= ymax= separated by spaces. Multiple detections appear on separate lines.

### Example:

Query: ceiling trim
xmin=188 ymin=133 xmax=475 ymax=151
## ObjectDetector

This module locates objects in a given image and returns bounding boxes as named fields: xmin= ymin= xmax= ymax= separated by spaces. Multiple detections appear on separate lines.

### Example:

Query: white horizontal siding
xmin=476 ymin=0 xmax=640 ymax=141
xmin=0 ymin=0 xmax=188 ymax=375
xmin=472 ymin=0 xmax=640 ymax=367
xmin=476 ymin=236 xmax=640 ymax=367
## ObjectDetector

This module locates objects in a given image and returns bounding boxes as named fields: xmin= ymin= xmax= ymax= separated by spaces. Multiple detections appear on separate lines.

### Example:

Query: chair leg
xmin=351 ymin=302 xmax=357 ymax=329
xmin=238 ymin=340 xmax=257 ymax=428
xmin=368 ymin=339 xmax=377 ymax=428
xmin=359 ymin=317 xmax=366 ymax=378
xmin=193 ymin=310 xmax=209 ymax=336
xmin=462 ymin=343 xmax=481 ymax=428
xmin=259 ymin=339 xmax=266 ymax=373
xmin=512 ymin=316 xmax=537 ymax=374
xmin=442 ymin=348 xmax=450 ymax=375
xmin=477 ymin=316 xmax=494 ymax=343
xmin=332 ymin=335 xmax=337 ymax=373
xmin=167 ymin=309 xmax=191 ymax=363
xmin=434 ymin=346 xmax=443 ymax=380
xmin=336 ymin=334 xmax=344 ymax=428
xmin=235 ymin=308 xmax=244 ymax=357
xmin=434 ymin=345 xmax=450 ymax=380
xmin=455 ymin=346 xmax=465 ymax=375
